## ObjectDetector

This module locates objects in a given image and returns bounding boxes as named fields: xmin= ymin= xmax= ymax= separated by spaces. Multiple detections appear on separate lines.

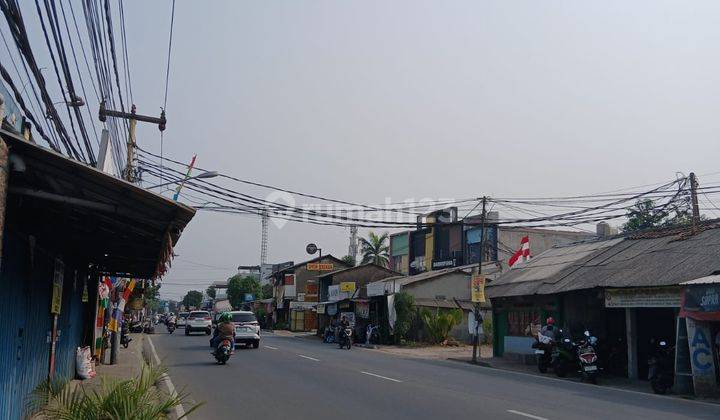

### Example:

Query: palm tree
xmin=360 ymin=231 xmax=390 ymax=266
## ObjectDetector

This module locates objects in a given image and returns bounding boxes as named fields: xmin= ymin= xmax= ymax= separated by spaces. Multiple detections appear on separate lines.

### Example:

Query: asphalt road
xmin=151 ymin=330 xmax=720 ymax=420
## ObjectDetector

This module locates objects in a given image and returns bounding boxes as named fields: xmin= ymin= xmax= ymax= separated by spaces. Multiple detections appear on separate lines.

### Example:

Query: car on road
xmin=230 ymin=311 xmax=260 ymax=348
xmin=185 ymin=311 xmax=212 ymax=335
xmin=177 ymin=312 xmax=189 ymax=328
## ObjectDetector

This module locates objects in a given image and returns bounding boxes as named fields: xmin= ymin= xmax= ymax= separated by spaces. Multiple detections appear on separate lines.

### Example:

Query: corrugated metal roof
xmin=681 ymin=274 xmax=720 ymax=285
xmin=488 ymin=225 xmax=720 ymax=298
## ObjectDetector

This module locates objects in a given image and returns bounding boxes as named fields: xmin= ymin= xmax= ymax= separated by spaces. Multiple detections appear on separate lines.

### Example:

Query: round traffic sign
xmin=306 ymin=243 xmax=318 ymax=255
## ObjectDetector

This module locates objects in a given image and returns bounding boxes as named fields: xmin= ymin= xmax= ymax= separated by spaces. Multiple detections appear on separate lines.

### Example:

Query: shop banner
xmin=355 ymin=301 xmax=369 ymax=319
xmin=604 ymin=287 xmax=680 ymax=308
xmin=681 ymin=285 xmax=720 ymax=321
xmin=685 ymin=318 xmax=718 ymax=397
xmin=471 ymin=275 xmax=486 ymax=303
xmin=50 ymin=258 xmax=65 ymax=314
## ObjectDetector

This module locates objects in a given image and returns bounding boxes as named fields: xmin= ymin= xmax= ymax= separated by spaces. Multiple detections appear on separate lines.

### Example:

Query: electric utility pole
xmin=689 ymin=172 xmax=700 ymax=232
xmin=472 ymin=196 xmax=487 ymax=364
xmin=349 ymin=225 xmax=358 ymax=264
xmin=99 ymin=101 xmax=166 ymax=182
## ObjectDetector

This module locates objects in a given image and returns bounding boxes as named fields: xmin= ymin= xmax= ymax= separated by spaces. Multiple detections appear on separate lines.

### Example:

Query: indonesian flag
xmin=508 ymin=236 xmax=531 ymax=267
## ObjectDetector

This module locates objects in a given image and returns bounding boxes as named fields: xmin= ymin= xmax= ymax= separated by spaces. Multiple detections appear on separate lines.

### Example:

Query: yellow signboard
xmin=471 ymin=275 xmax=486 ymax=303
xmin=340 ymin=282 xmax=356 ymax=293
xmin=307 ymin=262 xmax=335 ymax=271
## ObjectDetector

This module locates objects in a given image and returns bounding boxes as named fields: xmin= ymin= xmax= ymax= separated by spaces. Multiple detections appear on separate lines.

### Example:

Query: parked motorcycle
xmin=533 ymin=331 xmax=554 ymax=373
xmin=648 ymin=339 xmax=674 ymax=394
xmin=167 ymin=322 xmax=176 ymax=334
xmin=323 ymin=326 xmax=335 ymax=343
xmin=120 ymin=327 xmax=132 ymax=349
xmin=214 ymin=338 xmax=234 ymax=365
xmin=338 ymin=327 xmax=352 ymax=350
xmin=552 ymin=329 xmax=576 ymax=377
xmin=576 ymin=330 xmax=600 ymax=384
xmin=143 ymin=318 xmax=155 ymax=334
xmin=129 ymin=320 xmax=143 ymax=333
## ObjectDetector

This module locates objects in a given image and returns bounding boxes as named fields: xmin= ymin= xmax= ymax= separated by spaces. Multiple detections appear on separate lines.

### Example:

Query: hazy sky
xmin=11 ymin=1 xmax=720 ymax=300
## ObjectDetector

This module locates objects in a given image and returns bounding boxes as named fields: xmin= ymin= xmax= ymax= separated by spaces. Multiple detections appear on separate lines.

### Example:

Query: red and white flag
xmin=508 ymin=236 xmax=531 ymax=267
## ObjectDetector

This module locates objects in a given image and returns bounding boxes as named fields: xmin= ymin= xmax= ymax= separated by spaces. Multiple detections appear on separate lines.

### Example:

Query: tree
xmin=182 ymin=290 xmax=203 ymax=310
xmin=341 ymin=255 xmax=356 ymax=266
xmin=420 ymin=307 xmax=462 ymax=344
xmin=206 ymin=285 xmax=216 ymax=299
xmin=393 ymin=292 xmax=415 ymax=343
xmin=261 ymin=283 xmax=274 ymax=300
xmin=143 ymin=283 xmax=161 ymax=312
xmin=623 ymin=198 xmax=695 ymax=233
xmin=359 ymin=231 xmax=390 ymax=266
xmin=227 ymin=275 xmax=262 ymax=310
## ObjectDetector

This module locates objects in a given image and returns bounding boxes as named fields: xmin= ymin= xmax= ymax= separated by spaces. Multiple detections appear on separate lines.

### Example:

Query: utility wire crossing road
xmin=151 ymin=332 xmax=720 ymax=420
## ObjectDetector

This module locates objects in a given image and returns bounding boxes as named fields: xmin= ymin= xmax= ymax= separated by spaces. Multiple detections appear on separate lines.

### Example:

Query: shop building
xmin=487 ymin=222 xmax=720 ymax=392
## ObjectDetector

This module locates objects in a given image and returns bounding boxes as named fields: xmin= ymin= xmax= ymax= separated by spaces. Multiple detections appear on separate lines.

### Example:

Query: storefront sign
xmin=328 ymin=285 xmax=340 ymax=302
xmin=432 ymin=258 xmax=459 ymax=270
xmin=355 ymin=301 xmax=369 ymax=319
xmin=471 ymin=275 xmax=486 ymax=303
xmin=682 ymin=285 xmax=720 ymax=320
xmin=685 ymin=318 xmax=718 ymax=397
xmin=289 ymin=301 xmax=316 ymax=310
xmin=327 ymin=303 xmax=338 ymax=316
xmin=317 ymin=304 xmax=326 ymax=315
xmin=50 ymin=258 xmax=65 ymax=314
xmin=604 ymin=287 xmax=680 ymax=308
xmin=307 ymin=262 xmax=334 ymax=271
xmin=340 ymin=282 xmax=356 ymax=293
xmin=297 ymin=293 xmax=305 ymax=302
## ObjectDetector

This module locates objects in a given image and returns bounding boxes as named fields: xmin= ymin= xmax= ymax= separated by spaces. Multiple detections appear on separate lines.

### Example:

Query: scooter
xmin=648 ymin=339 xmax=674 ymax=394
xmin=214 ymin=338 xmax=234 ymax=365
xmin=551 ymin=329 xmax=576 ymax=377
xmin=533 ymin=331 xmax=554 ymax=373
xmin=129 ymin=320 xmax=143 ymax=333
xmin=120 ymin=327 xmax=132 ymax=349
xmin=338 ymin=327 xmax=352 ymax=350
xmin=576 ymin=330 xmax=600 ymax=384
xmin=167 ymin=322 xmax=176 ymax=334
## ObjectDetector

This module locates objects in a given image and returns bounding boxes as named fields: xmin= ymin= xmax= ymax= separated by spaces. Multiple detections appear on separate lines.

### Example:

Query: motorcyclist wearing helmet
xmin=211 ymin=312 xmax=235 ymax=353
xmin=540 ymin=317 xmax=559 ymax=342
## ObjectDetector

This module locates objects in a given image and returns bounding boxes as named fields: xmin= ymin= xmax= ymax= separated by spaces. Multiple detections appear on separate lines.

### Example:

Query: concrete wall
xmin=401 ymin=272 xmax=471 ymax=300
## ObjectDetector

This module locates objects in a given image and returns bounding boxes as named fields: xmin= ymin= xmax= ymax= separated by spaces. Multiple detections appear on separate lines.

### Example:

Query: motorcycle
xmin=323 ymin=326 xmax=335 ymax=343
xmin=167 ymin=322 xmax=176 ymax=334
xmin=648 ymin=339 xmax=674 ymax=394
xmin=120 ymin=327 xmax=132 ymax=349
xmin=551 ymin=329 xmax=576 ymax=377
xmin=129 ymin=320 xmax=143 ymax=333
xmin=366 ymin=324 xmax=380 ymax=345
xmin=338 ymin=327 xmax=352 ymax=350
xmin=576 ymin=330 xmax=600 ymax=384
xmin=214 ymin=338 xmax=234 ymax=364
xmin=143 ymin=318 xmax=155 ymax=334
xmin=532 ymin=331 xmax=554 ymax=373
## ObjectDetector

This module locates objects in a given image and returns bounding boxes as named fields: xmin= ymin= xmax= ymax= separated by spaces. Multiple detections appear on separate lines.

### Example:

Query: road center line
xmin=507 ymin=410 xmax=549 ymax=420
xmin=264 ymin=345 xmax=278 ymax=350
xmin=298 ymin=354 xmax=320 ymax=361
xmin=360 ymin=371 xmax=402 ymax=383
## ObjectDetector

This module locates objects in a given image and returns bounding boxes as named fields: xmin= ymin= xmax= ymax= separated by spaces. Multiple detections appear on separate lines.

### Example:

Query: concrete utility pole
xmin=99 ymin=101 xmax=166 ymax=183
xmin=689 ymin=172 xmax=700 ymax=231
xmin=348 ymin=225 xmax=358 ymax=264
xmin=261 ymin=209 xmax=269 ymax=265
xmin=472 ymin=196 xmax=487 ymax=364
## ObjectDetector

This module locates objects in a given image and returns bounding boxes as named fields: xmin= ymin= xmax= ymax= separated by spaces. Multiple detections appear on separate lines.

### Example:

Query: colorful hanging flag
xmin=508 ymin=236 xmax=531 ymax=267
xmin=108 ymin=279 xmax=137 ymax=332
xmin=98 ymin=281 xmax=110 ymax=308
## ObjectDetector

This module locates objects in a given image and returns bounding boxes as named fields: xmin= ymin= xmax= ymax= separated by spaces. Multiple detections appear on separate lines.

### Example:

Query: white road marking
xmin=264 ymin=345 xmax=278 ymax=350
xmin=298 ymin=355 xmax=320 ymax=361
xmin=507 ymin=410 xmax=549 ymax=420
xmin=360 ymin=371 xmax=403 ymax=383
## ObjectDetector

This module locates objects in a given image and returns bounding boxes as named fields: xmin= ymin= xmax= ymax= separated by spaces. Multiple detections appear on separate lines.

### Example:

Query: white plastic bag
xmin=76 ymin=346 xmax=95 ymax=379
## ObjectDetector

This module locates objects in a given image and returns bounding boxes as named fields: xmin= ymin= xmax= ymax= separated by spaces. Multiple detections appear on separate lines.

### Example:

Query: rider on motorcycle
xmin=211 ymin=312 xmax=235 ymax=353
xmin=167 ymin=313 xmax=177 ymax=327
xmin=540 ymin=317 xmax=559 ymax=341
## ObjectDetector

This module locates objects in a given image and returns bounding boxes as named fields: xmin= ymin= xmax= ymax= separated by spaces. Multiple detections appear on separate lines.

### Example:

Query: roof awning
xmin=3 ymin=130 xmax=195 ymax=279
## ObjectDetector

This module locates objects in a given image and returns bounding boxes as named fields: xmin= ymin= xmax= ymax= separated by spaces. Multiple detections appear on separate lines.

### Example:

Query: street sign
xmin=306 ymin=243 xmax=318 ymax=255
xmin=340 ymin=282 xmax=356 ymax=293
xmin=471 ymin=275 xmax=486 ymax=303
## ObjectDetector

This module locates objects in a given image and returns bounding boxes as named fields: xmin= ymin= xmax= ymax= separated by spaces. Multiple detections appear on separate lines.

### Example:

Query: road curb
xmin=142 ymin=336 xmax=187 ymax=420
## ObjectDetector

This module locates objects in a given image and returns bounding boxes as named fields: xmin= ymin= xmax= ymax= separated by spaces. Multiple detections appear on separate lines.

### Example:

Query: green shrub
xmin=28 ymin=361 xmax=202 ymax=419
xmin=393 ymin=292 xmax=415 ymax=343
xmin=420 ymin=307 xmax=463 ymax=344
xmin=481 ymin=316 xmax=493 ymax=344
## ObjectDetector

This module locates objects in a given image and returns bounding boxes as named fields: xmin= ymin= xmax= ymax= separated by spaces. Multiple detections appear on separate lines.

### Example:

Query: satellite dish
xmin=306 ymin=243 xmax=318 ymax=255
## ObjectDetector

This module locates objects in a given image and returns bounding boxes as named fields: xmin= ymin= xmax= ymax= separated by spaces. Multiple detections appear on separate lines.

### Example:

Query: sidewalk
xmin=365 ymin=343 xmax=493 ymax=360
